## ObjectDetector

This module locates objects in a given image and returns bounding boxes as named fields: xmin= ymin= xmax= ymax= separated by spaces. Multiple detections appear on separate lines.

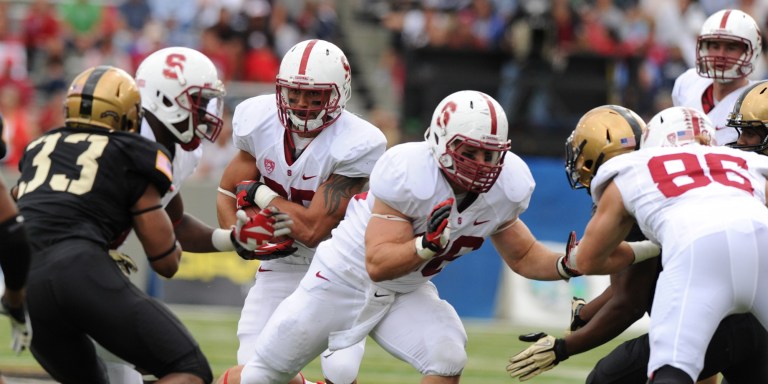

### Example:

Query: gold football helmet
xmin=565 ymin=105 xmax=645 ymax=191
xmin=727 ymin=80 xmax=768 ymax=155
xmin=65 ymin=66 xmax=142 ymax=132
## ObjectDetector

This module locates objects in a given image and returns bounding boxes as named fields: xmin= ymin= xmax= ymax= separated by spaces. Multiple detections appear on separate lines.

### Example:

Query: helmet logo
xmin=341 ymin=55 xmax=351 ymax=82
xmin=436 ymin=101 xmax=457 ymax=129
xmin=162 ymin=53 xmax=187 ymax=81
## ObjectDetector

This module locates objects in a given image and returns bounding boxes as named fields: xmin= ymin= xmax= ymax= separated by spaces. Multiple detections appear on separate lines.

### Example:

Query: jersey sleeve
xmin=231 ymin=95 xmax=276 ymax=155
xmin=330 ymin=115 xmax=388 ymax=178
xmin=369 ymin=143 xmax=438 ymax=218
xmin=113 ymin=132 xmax=174 ymax=196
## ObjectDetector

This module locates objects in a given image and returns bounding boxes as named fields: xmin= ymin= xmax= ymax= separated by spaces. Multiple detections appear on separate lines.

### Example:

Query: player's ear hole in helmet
xmin=727 ymin=80 xmax=768 ymax=155
xmin=565 ymin=105 xmax=645 ymax=192
xmin=425 ymin=90 xmax=511 ymax=194
xmin=65 ymin=65 xmax=143 ymax=132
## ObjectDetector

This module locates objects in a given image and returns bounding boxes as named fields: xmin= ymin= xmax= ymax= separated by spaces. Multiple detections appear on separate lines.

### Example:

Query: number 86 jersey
xmin=590 ymin=145 xmax=768 ymax=249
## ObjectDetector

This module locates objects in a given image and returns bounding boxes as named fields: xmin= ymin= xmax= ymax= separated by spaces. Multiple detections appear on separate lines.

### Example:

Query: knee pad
xmin=421 ymin=341 xmax=467 ymax=377
xmin=321 ymin=344 xmax=364 ymax=384
xmin=649 ymin=365 xmax=694 ymax=384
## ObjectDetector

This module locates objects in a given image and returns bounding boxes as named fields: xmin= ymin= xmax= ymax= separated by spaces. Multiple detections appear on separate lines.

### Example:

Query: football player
xmin=508 ymin=105 xmax=768 ymax=384
xmin=216 ymin=39 xmax=387 ymax=384
xmin=16 ymin=66 xmax=285 ymax=384
xmin=559 ymin=106 xmax=768 ymax=383
xmin=0 ymin=113 xmax=32 ymax=357
xmin=214 ymin=90 xmax=611 ymax=384
xmin=672 ymin=9 xmax=762 ymax=145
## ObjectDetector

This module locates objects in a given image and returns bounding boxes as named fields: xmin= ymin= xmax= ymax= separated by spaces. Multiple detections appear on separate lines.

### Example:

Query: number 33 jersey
xmin=319 ymin=141 xmax=535 ymax=293
xmin=232 ymin=94 xmax=387 ymax=263
xmin=591 ymin=145 xmax=768 ymax=248
xmin=16 ymin=126 xmax=174 ymax=250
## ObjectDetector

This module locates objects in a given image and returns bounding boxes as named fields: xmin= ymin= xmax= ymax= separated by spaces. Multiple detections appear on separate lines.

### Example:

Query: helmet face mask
xmin=426 ymin=90 xmax=510 ymax=194
xmin=565 ymin=105 xmax=645 ymax=191
xmin=696 ymin=9 xmax=762 ymax=82
xmin=642 ymin=106 xmax=717 ymax=149
xmin=727 ymin=80 xmax=768 ymax=155
xmin=135 ymin=47 xmax=226 ymax=150
xmin=65 ymin=66 xmax=143 ymax=132
xmin=276 ymin=39 xmax=351 ymax=134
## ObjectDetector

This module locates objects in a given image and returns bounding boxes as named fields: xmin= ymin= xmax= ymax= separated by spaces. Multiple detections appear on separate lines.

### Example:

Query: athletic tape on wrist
xmin=217 ymin=186 xmax=237 ymax=199
xmin=414 ymin=236 xmax=436 ymax=260
xmin=628 ymin=240 xmax=661 ymax=264
xmin=212 ymin=228 xmax=235 ymax=252
xmin=254 ymin=184 xmax=279 ymax=209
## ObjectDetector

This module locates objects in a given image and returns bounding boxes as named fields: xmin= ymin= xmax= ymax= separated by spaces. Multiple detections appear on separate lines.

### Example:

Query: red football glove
xmin=556 ymin=231 xmax=582 ymax=280
xmin=415 ymin=198 xmax=454 ymax=259
xmin=230 ymin=207 xmax=292 ymax=252
xmin=235 ymin=180 xmax=262 ymax=209
xmin=246 ymin=237 xmax=299 ymax=261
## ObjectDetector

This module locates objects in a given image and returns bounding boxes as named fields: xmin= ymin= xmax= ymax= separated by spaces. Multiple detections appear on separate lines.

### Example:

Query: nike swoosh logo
xmin=474 ymin=219 xmax=490 ymax=226
xmin=302 ymin=174 xmax=317 ymax=180
xmin=373 ymin=292 xmax=390 ymax=297
xmin=258 ymin=266 xmax=272 ymax=272
xmin=315 ymin=271 xmax=329 ymax=281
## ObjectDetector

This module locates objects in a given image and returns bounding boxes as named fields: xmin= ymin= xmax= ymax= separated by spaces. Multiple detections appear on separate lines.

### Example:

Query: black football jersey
xmin=16 ymin=126 xmax=173 ymax=250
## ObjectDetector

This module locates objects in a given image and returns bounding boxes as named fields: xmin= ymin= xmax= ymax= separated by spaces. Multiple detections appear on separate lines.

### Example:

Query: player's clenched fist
xmin=230 ymin=207 xmax=293 ymax=252
xmin=415 ymin=197 xmax=454 ymax=260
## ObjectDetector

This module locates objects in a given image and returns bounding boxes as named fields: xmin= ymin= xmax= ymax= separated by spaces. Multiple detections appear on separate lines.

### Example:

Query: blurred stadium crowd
xmin=2 ymin=0 xmax=768 ymax=172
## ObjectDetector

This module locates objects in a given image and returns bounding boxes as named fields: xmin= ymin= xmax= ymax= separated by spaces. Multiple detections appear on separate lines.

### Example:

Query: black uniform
xmin=586 ymin=226 xmax=768 ymax=384
xmin=16 ymin=126 xmax=212 ymax=384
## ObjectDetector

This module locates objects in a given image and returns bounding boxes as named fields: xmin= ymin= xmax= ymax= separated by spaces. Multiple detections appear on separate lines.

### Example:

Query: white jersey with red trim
xmin=591 ymin=145 xmax=768 ymax=249
xmin=232 ymin=94 xmax=387 ymax=265
xmin=671 ymin=68 xmax=757 ymax=145
xmin=316 ymin=141 xmax=535 ymax=294
xmin=140 ymin=119 xmax=202 ymax=207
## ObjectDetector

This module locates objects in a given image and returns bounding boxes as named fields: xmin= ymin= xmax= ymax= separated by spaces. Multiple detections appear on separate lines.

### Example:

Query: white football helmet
xmin=425 ymin=90 xmax=511 ymax=193
xmin=276 ymin=39 xmax=352 ymax=133
xmin=135 ymin=46 xmax=225 ymax=151
xmin=642 ymin=106 xmax=717 ymax=149
xmin=696 ymin=9 xmax=762 ymax=82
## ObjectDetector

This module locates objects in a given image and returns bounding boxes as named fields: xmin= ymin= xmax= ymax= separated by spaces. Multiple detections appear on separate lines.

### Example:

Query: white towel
xmin=328 ymin=285 xmax=395 ymax=351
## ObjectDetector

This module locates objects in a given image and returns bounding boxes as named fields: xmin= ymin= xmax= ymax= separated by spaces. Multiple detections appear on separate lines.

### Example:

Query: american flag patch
xmin=676 ymin=130 xmax=694 ymax=141
xmin=620 ymin=137 xmax=636 ymax=148
xmin=155 ymin=150 xmax=173 ymax=182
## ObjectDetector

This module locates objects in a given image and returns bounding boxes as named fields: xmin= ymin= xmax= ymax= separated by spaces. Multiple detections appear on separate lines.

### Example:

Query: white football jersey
xmin=671 ymin=68 xmax=757 ymax=145
xmin=232 ymin=94 xmax=387 ymax=265
xmin=591 ymin=145 xmax=768 ymax=252
xmin=140 ymin=119 xmax=202 ymax=207
xmin=317 ymin=141 xmax=535 ymax=293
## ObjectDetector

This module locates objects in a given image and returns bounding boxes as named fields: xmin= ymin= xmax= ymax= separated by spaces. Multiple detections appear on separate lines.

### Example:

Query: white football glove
xmin=0 ymin=298 xmax=31 ymax=355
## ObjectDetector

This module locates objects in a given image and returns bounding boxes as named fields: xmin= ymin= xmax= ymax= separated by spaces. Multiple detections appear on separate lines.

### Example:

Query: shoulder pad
xmin=497 ymin=152 xmax=535 ymax=204
xmin=111 ymin=132 xmax=174 ymax=196
xmin=370 ymin=143 xmax=439 ymax=215
xmin=232 ymin=94 xmax=277 ymax=138
xmin=328 ymin=112 xmax=388 ymax=177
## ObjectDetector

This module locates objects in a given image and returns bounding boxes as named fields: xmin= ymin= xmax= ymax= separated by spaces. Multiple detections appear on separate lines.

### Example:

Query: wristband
xmin=628 ymin=240 xmax=661 ymax=264
xmin=414 ymin=236 xmax=436 ymax=260
xmin=253 ymin=184 xmax=279 ymax=209
xmin=212 ymin=228 xmax=235 ymax=252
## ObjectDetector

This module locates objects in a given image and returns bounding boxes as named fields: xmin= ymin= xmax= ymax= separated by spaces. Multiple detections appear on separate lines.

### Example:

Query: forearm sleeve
xmin=0 ymin=215 xmax=31 ymax=290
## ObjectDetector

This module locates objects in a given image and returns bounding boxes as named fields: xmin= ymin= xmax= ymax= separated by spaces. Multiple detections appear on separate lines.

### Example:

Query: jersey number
xmin=648 ymin=152 xmax=752 ymax=198
xmin=16 ymin=133 xmax=109 ymax=198
xmin=421 ymin=235 xmax=484 ymax=276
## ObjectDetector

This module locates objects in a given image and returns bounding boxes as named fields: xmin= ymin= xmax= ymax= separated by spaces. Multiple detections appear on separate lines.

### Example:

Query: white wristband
xmin=254 ymin=184 xmax=279 ymax=209
xmin=212 ymin=228 xmax=234 ymax=252
xmin=414 ymin=236 xmax=436 ymax=260
xmin=628 ymin=240 xmax=661 ymax=264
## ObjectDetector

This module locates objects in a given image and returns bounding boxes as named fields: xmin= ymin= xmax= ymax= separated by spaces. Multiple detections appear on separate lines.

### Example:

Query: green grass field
xmin=0 ymin=305 xmax=640 ymax=383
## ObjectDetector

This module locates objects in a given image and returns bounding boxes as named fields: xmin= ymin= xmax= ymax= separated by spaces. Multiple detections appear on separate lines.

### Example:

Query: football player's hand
xmin=235 ymin=180 xmax=278 ymax=209
xmin=415 ymin=198 xmax=453 ymax=259
xmin=566 ymin=297 xmax=587 ymax=335
xmin=240 ymin=237 xmax=299 ymax=261
xmin=109 ymin=249 xmax=138 ymax=276
xmin=556 ymin=231 xmax=582 ymax=280
xmin=507 ymin=332 xmax=568 ymax=381
xmin=231 ymin=207 xmax=293 ymax=253
xmin=0 ymin=297 xmax=31 ymax=355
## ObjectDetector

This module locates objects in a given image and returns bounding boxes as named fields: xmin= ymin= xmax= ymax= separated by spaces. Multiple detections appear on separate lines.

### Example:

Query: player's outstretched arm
xmin=132 ymin=184 xmax=181 ymax=278
xmin=491 ymin=219 xmax=566 ymax=281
